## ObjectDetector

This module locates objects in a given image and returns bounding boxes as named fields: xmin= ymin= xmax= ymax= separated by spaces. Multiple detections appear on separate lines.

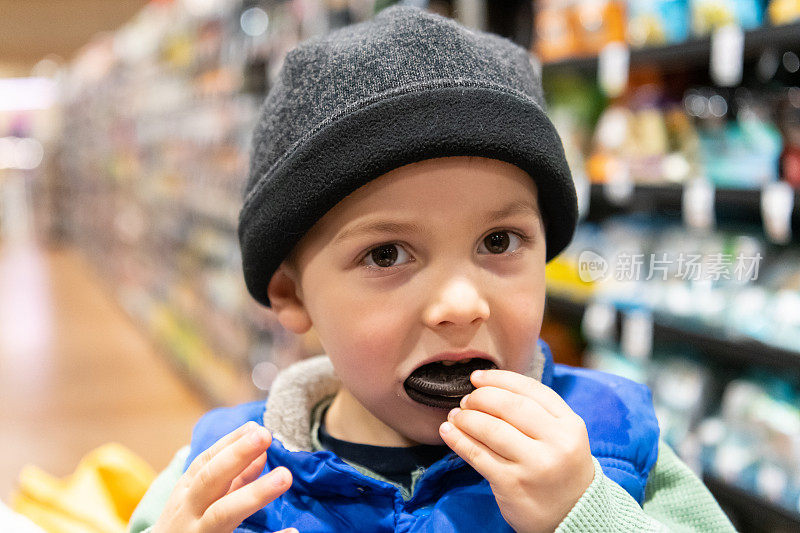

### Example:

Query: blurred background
xmin=0 ymin=0 xmax=798 ymax=531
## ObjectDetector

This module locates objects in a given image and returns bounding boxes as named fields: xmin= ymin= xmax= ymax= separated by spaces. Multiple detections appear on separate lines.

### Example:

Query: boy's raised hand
xmin=439 ymin=370 xmax=595 ymax=533
xmin=153 ymin=421 xmax=296 ymax=533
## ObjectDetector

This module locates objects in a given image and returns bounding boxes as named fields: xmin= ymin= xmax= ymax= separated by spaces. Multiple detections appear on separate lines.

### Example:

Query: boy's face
xmin=269 ymin=156 xmax=547 ymax=445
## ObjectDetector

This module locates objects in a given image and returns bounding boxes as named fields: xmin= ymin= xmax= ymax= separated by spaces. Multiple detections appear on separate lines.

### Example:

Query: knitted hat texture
xmin=239 ymin=5 xmax=578 ymax=307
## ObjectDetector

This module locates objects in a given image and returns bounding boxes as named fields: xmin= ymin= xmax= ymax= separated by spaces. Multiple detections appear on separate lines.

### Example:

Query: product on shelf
xmin=583 ymin=81 xmax=701 ymax=185
xmin=627 ymin=0 xmax=692 ymax=47
xmin=536 ymin=0 xmax=581 ymax=62
xmin=769 ymin=0 xmax=800 ymax=24
xmin=543 ymin=73 xmax=605 ymax=217
xmin=575 ymin=0 xmax=628 ymax=55
xmin=779 ymin=87 xmax=800 ymax=188
xmin=693 ymin=87 xmax=783 ymax=188
xmin=535 ymin=0 xmax=627 ymax=62
xmin=690 ymin=0 xmax=766 ymax=36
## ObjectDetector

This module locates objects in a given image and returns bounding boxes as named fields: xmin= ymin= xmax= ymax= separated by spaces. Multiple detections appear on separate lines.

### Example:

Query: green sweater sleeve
xmin=557 ymin=441 xmax=736 ymax=532
xmin=128 ymin=441 xmax=736 ymax=532
xmin=128 ymin=446 xmax=189 ymax=533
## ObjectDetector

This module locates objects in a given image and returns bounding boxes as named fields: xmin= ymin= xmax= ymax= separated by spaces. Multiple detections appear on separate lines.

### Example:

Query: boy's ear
xmin=267 ymin=264 xmax=313 ymax=334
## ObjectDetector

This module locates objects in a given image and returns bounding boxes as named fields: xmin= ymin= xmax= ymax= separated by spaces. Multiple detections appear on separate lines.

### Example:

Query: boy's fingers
xmin=190 ymin=426 xmax=273 ymax=513
xmin=460 ymin=386 xmax=552 ymax=440
xmin=439 ymin=418 xmax=510 ymax=483
xmin=201 ymin=466 xmax=292 ymax=532
xmin=186 ymin=421 xmax=261 ymax=477
xmin=447 ymin=407 xmax=527 ymax=462
xmin=227 ymin=452 xmax=268 ymax=494
xmin=471 ymin=369 xmax=572 ymax=418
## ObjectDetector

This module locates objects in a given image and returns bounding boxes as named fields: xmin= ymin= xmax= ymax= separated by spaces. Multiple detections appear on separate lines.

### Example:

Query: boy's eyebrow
xmin=334 ymin=220 xmax=431 ymax=244
xmin=333 ymin=199 xmax=540 ymax=244
xmin=483 ymin=199 xmax=540 ymax=223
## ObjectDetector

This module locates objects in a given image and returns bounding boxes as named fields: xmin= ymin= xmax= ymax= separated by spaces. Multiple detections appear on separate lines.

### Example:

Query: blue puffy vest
xmin=184 ymin=340 xmax=659 ymax=532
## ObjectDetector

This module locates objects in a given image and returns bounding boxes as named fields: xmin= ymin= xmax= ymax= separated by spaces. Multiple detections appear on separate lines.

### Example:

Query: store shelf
xmin=703 ymin=475 xmax=800 ymax=533
xmin=584 ymin=183 xmax=800 ymax=240
xmin=542 ymin=22 xmax=800 ymax=75
xmin=545 ymin=293 xmax=800 ymax=373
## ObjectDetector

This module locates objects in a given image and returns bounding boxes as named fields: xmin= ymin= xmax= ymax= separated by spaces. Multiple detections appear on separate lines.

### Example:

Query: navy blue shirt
xmin=317 ymin=407 xmax=450 ymax=491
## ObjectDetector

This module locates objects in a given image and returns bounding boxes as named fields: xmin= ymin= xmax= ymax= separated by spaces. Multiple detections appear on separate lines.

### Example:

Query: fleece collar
xmin=262 ymin=341 xmax=549 ymax=452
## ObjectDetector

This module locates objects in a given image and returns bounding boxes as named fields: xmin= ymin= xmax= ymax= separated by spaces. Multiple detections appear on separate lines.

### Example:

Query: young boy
xmin=130 ymin=6 xmax=736 ymax=532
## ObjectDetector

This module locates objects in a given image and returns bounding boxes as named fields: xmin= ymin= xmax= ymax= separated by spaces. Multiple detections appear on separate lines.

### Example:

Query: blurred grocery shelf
xmin=585 ymin=183 xmax=800 ymax=239
xmin=541 ymin=21 xmax=800 ymax=74
xmin=546 ymin=293 xmax=800 ymax=373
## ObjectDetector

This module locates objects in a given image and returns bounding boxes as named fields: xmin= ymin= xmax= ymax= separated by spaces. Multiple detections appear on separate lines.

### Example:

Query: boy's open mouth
xmin=403 ymin=358 xmax=497 ymax=409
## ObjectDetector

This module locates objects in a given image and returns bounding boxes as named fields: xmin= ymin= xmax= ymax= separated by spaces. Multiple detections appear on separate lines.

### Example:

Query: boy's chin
xmin=413 ymin=431 xmax=449 ymax=446
xmin=395 ymin=426 xmax=448 ymax=446
xmin=391 ymin=408 xmax=451 ymax=446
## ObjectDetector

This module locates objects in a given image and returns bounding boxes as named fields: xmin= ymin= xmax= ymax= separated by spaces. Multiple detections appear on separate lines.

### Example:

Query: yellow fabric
xmin=10 ymin=443 xmax=156 ymax=533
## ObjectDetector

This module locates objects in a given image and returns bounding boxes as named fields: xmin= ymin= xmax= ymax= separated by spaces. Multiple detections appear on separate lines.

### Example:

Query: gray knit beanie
xmin=239 ymin=5 xmax=577 ymax=307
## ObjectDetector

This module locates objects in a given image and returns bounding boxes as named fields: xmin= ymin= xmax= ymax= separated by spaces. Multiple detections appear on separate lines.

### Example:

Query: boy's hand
xmin=153 ymin=421 xmax=297 ymax=533
xmin=439 ymin=370 xmax=594 ymax=533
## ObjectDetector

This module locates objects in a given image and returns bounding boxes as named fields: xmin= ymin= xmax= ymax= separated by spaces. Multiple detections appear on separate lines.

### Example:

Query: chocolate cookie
xmin=404 ymin=359 xmax=497 ymax=409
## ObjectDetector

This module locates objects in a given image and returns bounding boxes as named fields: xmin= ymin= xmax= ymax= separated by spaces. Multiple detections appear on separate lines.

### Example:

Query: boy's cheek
xmin=501 ymin=294 xmax=545 ymax=366
xmin=500 ymin=268 xmax=545 ymax=316
xmin=324 ymin=317 xmax=408 ymax=387
xmin=339 ymin=309 xmax=411 ymax=354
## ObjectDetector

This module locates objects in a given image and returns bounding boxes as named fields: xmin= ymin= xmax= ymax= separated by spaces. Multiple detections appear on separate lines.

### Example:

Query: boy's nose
xmin=422 ymin=277 xmax=490 ymax=328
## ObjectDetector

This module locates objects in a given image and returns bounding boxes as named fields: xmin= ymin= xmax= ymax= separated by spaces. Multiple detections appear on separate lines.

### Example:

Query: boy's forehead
xmin=338 ymin=156 xmax=540 ymax=211
xmin=289 ymin=156 xmax=542 ymax=262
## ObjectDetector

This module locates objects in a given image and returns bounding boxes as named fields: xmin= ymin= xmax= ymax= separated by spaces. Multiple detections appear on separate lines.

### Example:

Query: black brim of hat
xmin=239 ymin=84 xmax=577 ymax=308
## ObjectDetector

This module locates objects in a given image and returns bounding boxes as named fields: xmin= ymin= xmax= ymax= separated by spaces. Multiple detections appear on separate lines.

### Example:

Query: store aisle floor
xmin=0 ymin=242 xmax=208 ymax=501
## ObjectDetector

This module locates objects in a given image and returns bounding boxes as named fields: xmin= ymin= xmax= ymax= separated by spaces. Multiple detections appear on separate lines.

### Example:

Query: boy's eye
xmin=478 ymin=231 xmax=525 ymax=255
xmin=361 ymin=230 xmax=528 ymax=270
xmin=364 ymin=244 xmax=411 ymax=268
